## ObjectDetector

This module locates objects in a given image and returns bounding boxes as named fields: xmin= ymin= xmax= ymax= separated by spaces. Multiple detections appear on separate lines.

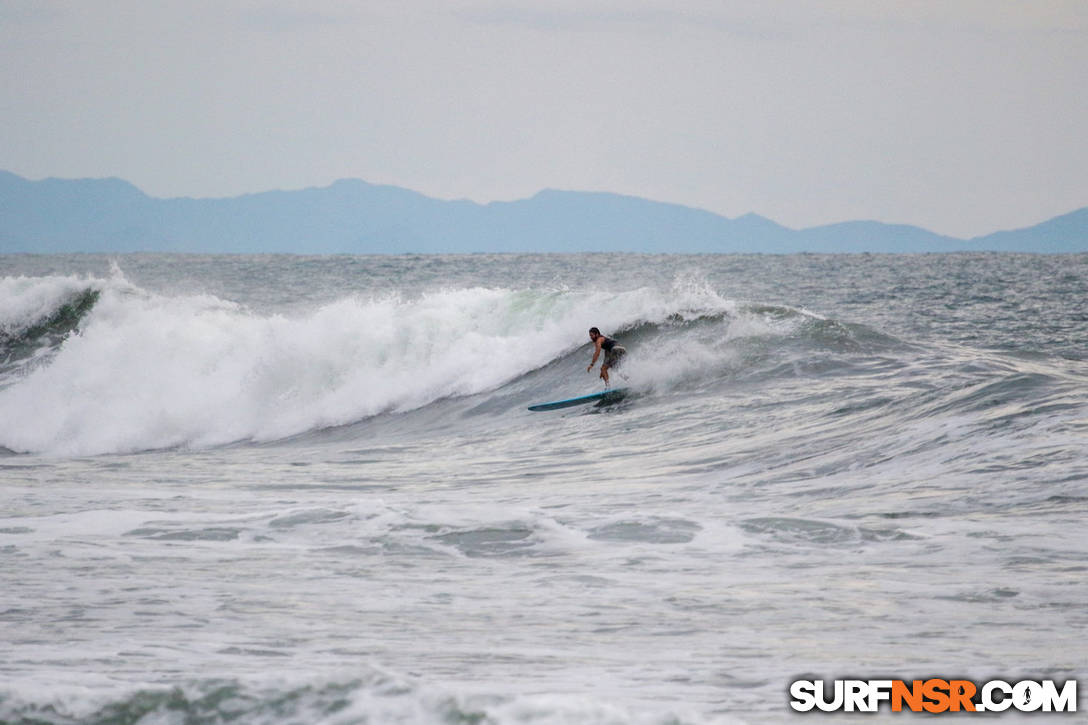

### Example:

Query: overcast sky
xmin=2 ymin=0 xmax=1086 ymax=237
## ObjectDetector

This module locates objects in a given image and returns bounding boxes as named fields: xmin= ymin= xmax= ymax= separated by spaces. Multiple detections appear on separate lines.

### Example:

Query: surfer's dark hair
xmin=589 ymin=327 xmax=600 ymax=335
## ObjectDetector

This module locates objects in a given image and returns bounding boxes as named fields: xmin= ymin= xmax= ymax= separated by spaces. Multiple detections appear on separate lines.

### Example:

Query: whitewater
xmin=0 ymin=252 xmax=1085 ymax=724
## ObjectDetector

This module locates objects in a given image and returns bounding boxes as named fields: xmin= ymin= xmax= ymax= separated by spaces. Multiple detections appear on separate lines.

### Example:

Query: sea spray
xmin=0 ymin=270 xmax=768 ymax=455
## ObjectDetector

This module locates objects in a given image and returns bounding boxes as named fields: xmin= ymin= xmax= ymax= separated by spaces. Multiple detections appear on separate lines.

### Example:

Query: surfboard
xmin=527 ymin=388 xmax=629 ymax=412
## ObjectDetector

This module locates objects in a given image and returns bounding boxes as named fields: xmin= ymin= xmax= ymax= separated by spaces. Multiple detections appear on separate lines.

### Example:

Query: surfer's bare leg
xmin=600 ymin=364 xmax=610 ymax=386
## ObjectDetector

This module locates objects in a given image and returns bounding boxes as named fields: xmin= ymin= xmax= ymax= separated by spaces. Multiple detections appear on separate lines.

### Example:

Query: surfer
xmin=587 ymin=327 xmax=626 ymax=386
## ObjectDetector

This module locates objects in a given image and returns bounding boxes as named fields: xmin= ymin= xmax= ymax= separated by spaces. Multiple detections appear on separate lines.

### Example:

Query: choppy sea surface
xmin=1 ymin=253 xmax=1086 ymax=724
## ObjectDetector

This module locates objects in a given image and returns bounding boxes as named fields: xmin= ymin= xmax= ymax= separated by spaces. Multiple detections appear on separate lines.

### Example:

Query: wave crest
xmin=0 ymin=267 xmax=906 ymax=456
xmin=0 ymin=271 xmax=753 ymax=455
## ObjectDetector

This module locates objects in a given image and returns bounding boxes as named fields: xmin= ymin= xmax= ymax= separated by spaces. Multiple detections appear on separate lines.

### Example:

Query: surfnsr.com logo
xmin=789 ymin=679 xmax=1078 ymax=713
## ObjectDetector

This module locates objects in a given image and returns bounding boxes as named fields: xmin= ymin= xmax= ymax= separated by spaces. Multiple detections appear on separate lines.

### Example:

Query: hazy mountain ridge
xmin=1 ymin=171 xmax=1084 ymax=253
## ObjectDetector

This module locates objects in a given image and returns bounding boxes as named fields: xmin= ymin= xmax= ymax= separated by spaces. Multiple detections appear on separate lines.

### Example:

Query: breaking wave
xmin=0 ymin=269 xmax=847 ymax=456
xmin=8 ymin=264 xmax=1065 ymax=462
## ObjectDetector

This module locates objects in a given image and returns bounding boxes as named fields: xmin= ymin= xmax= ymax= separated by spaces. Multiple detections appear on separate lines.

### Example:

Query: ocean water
xmin=0 ymin=253 xmax=1085 ymax=724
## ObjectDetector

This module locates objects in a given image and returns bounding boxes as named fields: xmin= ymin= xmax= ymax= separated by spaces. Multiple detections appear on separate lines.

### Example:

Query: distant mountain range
xmin=1 ymin=170 xmax=1085 ymax=253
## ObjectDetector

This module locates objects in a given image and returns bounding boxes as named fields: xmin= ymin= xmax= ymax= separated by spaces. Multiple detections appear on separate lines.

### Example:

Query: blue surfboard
xmin=528 ymin=388 xmax=629 ymax=411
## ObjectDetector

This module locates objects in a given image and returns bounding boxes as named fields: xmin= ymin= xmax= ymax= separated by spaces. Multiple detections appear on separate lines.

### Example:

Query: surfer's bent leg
xmin=601 ymin=346 xmax=626 ymax=386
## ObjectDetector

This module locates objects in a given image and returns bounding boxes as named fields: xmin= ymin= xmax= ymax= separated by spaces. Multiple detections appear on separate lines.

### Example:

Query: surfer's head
xmin=588 ymin=327 xmax=600 ymax=340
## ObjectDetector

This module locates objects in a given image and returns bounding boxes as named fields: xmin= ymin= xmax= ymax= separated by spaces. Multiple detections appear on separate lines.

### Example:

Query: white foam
xmin=0 ymin=274 xmax=101 ymax=338
xmin=0 ymin=273 xmax=744 ymax=456
xmin=622 ymin=301 xmax=808 ymax=393
xmin=0 ymin=672 xmax=738 ymax=725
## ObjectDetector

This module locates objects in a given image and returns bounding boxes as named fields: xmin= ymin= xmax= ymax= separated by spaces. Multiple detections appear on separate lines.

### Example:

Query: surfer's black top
xmin=600 ymin=336 xmax=617 ymax=351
